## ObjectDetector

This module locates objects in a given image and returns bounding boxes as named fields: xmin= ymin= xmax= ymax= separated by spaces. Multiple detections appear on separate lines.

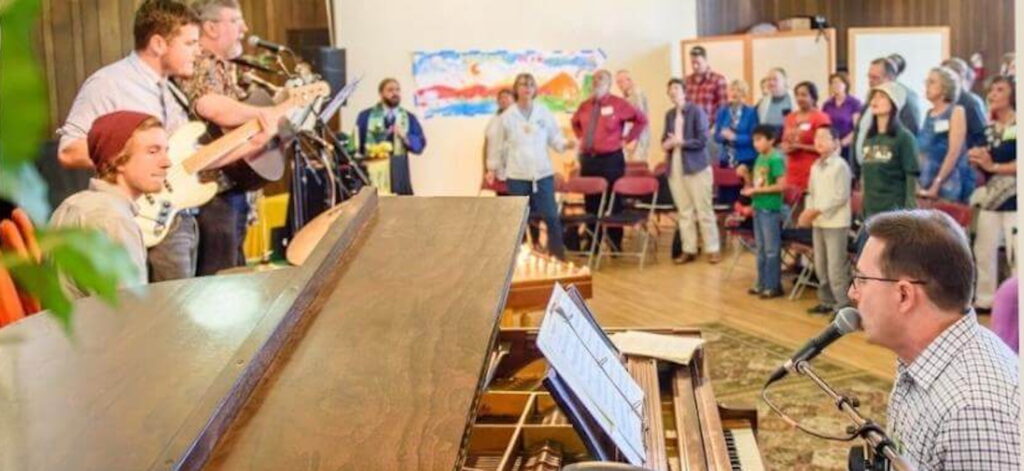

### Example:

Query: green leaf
xmin=0 ymin=0 xmax=48 ymax=169
xmin=47 ymin=229 xmax=137 ymax=304
xmin=3 ymin=228 xmax=137 ymax=330
xmin=8 ymin=261 xmax=72 ymax=332
xmin=0 ymin=0 xmax=137 ymax=334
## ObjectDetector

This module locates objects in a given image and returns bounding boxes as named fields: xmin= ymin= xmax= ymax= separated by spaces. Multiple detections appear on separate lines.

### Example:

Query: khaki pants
xmin=813 ymin=226 xmax=851 ymax=308
xmin=667 ymin=155 xmax=720 ymax=255
xmin=974 ymin=210 xmax=1017 ymax=308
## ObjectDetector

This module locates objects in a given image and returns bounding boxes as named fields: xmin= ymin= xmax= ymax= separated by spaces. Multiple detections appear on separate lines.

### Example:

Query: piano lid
xmin=0 ymin=190 xmax=529 ymax=471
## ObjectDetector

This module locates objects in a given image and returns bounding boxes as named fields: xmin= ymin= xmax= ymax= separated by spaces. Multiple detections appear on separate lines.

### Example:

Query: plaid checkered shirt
xmin=887 ymin=312 xmax=1020 ymax=470
xmin=684 ymin=70 xmax=727 ymax=121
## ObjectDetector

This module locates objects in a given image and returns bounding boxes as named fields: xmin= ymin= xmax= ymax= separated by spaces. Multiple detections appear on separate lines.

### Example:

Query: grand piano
xmin=0 ymin=189 xmax=761 ymax=470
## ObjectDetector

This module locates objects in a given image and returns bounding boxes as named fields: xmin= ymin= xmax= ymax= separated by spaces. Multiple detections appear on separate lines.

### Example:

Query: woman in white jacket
xmin=485 ymin=73 xmax=576 ymax=258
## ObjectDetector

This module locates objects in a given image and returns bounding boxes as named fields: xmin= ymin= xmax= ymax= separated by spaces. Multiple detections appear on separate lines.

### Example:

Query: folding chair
xmin=780 ymin=186 xmax=818 ymax=300
xmin=595 ymin=176 xmax=659 ymax=270
xmin=920 ymin=199 xmax=973 ymax=228
xmin=634 ymin=163 xmax=676 ymax=241
xmin=712 ymin=165 xmax=744 ymax=213
xmin=558 ymin=176 xmax=608 ymax=268
xmin=625 ymin=161 xmax=652 ymax=177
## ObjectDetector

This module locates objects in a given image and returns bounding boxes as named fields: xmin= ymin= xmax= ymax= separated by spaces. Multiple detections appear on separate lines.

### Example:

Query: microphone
xmin=247 ymin=35 xmax=290 ymax=54
xmin=766 ymin=307 xmax=861 ymax=385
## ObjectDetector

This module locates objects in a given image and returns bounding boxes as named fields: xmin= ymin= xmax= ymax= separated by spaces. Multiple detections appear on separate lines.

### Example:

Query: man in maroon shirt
xmin=571 ymin=69 xmax=648 ymax=251
xmin=684 ymin=46 xmax=728 ymax=123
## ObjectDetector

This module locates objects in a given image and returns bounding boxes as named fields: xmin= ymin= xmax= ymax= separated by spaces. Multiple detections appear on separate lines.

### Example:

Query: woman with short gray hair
xmin=917 ymin=67 xmax=971 ymax=202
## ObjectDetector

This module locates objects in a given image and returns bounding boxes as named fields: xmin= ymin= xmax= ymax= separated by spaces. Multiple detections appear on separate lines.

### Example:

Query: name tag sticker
xmin=798 ymin=122 xmax=812 ymax=131
xmin=934 ymin=119 xmax=950 ymax=133
xmin=1003 ymin=126 xmax=1017 ymax=141
xmin=600 ymin=106 xmax=614 ymax=116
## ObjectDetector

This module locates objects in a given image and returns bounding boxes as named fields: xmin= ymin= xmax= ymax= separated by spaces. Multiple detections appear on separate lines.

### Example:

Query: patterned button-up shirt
xmin=174 ymin=48 xmax=255 ymax=195
xmin=887 ymin=313 xmax=1019 ymax=470
xmin=684 ymin=70 xmax=728 ymax=122
xmin=175 ymin=48 xmax=248 ymax=112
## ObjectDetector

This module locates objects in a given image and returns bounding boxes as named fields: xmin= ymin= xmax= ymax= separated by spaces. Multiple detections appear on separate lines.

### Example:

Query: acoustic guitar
xmin=136 ymin=81 xmax=330 ymax=247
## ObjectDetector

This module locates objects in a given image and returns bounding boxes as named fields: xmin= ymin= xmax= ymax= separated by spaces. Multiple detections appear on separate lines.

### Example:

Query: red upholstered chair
xmin=931 ymin=200 xmax=973 ymax=227
xmin=625 ymin=161 xmax=652 ymax=177
xmin=558 ymin=176 xmax=608 ymax=268
xmin=595 ymin=176 xmax=659 ymax=270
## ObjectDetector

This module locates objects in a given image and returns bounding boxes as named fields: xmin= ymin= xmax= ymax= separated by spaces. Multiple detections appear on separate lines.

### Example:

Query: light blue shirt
xmin=486 ymin=102 xmax=568 ymax=182
xmin=58 ymin=52 xmax=190 ymax=152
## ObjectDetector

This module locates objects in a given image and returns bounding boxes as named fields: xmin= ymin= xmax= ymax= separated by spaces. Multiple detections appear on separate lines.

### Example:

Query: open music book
xmin=536 ymin=283 xmax=647 ymax=466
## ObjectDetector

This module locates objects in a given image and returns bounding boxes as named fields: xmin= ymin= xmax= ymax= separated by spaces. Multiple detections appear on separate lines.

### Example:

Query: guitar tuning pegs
xmin=145 ymin=194 xmax=155 ymax=204
xmin=165 ymin=181 xmax=174 ymax=191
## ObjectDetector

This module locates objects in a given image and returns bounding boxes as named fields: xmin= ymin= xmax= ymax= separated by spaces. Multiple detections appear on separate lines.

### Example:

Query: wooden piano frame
xmin=464 ymin=327 xmax=763 ymax=471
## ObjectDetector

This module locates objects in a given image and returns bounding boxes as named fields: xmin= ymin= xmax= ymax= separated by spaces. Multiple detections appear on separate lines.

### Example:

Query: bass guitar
xmin=136 ymin=81 xmax=330 ymax=247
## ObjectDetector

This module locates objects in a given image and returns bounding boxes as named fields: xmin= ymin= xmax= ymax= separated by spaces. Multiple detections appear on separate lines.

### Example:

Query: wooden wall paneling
xmin=46 ymin=0 xmax=81 ymax=132
xmin=97 ymin=0 xmax=124 ymax=65
xmin=39 ymin=0 xmax=58 ymax=130
xmin=79 ymin=0 xmax=103 ymax=76
xmin=36 ymin=0 xmax=329 ymax=133
xmin=69 ymin=0 xmax=86 ymax=90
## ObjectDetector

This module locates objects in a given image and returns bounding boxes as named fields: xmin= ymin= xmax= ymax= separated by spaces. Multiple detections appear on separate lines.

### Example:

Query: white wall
xmin=334 ymin=0 xmax=698 ymax=196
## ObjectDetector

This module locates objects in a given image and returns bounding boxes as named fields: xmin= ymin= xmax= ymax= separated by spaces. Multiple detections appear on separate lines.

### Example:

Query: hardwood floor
xmin=569 ymin=230 xmax=900 ymax=381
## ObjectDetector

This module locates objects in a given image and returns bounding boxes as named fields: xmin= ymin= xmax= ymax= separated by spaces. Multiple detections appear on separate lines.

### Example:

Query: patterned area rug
xmin=699 ymin=323 xmax=893 ymax=471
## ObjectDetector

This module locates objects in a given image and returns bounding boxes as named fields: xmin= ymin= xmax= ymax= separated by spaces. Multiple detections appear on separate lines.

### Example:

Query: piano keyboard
xmin=723 ymin=428 xmax=765 ymax=471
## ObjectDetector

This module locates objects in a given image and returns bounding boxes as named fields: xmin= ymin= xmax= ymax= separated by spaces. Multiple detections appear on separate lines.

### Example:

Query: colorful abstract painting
xmin=412 ymin=49 xmax=606 ymax=119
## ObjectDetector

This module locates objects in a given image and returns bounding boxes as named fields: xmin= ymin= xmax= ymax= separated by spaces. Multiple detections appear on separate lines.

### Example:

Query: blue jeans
xmin=507 ymin=177 xmax=565 ymax=258
xmin=196 ymin=191 xmax=250 ymax=276
xmin=754 ymin=209 xmax=783 ymax=292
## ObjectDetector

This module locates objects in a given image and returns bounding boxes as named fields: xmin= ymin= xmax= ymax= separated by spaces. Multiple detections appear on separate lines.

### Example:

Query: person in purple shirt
xmin=821 ymin=72 xmax=862 ymax=162
xmin=991 ymin=277 xmax=1018 ymax=352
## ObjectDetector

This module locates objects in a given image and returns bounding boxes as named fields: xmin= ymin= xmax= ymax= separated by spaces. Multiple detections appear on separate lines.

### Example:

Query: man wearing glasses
xmin=851 ymin=210 xmax=1018 ymax=470
xmin=179 ymin=0 xmax=289 ymax=275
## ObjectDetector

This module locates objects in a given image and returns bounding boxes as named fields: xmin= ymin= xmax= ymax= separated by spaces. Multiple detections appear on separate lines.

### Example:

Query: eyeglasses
xmin=851 ymin=273 xmax=927 ymax=289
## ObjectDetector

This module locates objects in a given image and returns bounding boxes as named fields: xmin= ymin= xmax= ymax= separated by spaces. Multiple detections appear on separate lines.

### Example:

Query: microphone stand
xmin=792 ymin=360 xmax=915 ymax=471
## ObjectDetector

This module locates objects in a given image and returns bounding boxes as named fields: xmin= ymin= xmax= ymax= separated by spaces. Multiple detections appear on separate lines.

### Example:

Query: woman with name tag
xmin=486 ymin=73 xmax=576 ymax=259
xmin=969 ymin=75 xmax=1017 ymax=313
xmin=917 ymin=66 xmax=971 ymax=202
xmin=781 ymin=81 xmax=831 ymax=192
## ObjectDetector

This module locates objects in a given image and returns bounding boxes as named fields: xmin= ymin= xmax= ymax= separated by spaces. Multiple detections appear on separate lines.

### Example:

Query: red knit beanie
xmin=87 ymin=111 xmax=159 ymax=168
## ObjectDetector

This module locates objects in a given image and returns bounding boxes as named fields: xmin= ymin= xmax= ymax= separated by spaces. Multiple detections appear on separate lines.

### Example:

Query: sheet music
xmin=537 ymin=283 xmax=646 ymax=466
xmin=609 ymin=330 xmax=705 ymax=365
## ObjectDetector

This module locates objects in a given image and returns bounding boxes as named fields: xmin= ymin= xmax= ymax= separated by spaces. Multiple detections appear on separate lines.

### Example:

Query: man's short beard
xmin=385 ymin=96 xmax=401 ymax=107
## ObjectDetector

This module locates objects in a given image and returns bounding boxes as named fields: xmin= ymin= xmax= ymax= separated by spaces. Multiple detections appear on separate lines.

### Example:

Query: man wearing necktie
xmin=571 ymin=69 xmax=648 ymax=251
xmin=57 ymin=0 xmax=206 ymax=282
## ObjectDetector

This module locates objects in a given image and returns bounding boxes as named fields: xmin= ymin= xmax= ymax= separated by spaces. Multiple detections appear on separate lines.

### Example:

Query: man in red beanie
xmin=50 ymin=111 xmax=171 ymax=298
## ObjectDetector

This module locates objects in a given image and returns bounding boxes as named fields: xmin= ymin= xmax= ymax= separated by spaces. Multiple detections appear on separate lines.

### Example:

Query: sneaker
xmin=747 ymin=287 xmax=762 ymax=295
xmin=707 ymin=252 xmax=722 ymax=264
xmin=806 ymin=304 xmax=833 ymax=314
xmin=759 ymin=288 xmax=785 ymax=299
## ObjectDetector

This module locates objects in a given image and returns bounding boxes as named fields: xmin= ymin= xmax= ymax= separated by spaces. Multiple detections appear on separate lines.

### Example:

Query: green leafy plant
xmin=1 ymin=0 xmax=135 ymax=332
